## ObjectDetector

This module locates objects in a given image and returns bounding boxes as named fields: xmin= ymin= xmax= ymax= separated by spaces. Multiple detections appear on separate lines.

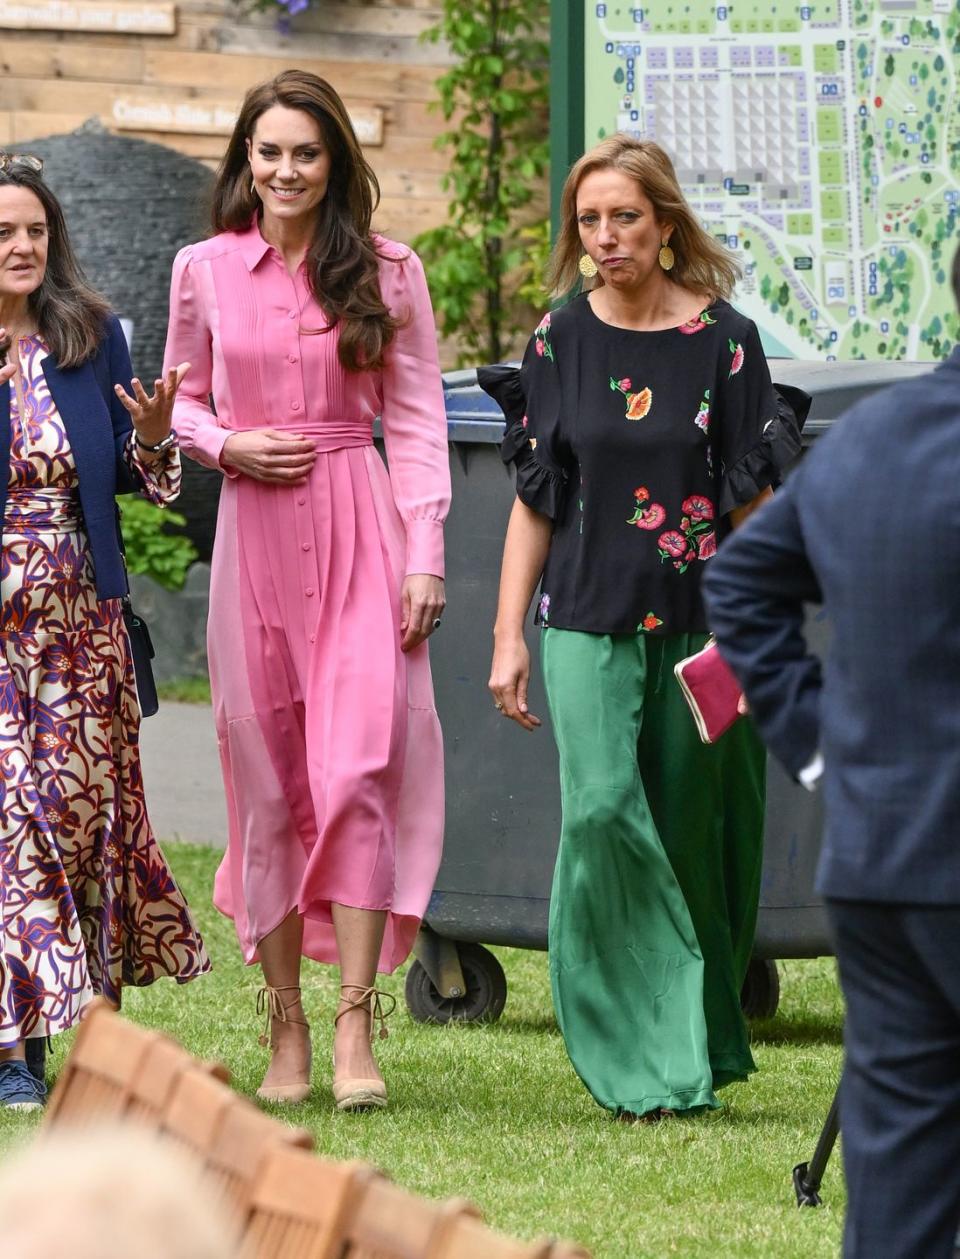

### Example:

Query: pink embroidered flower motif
xmin=657 ymin=530 xmax=687 ymax=558
xmin=728 ymin=338 xmax=744 ymax=376
xmin=627 ymin=486 xmax=666 ymax=529
xmin=659 ymin=494 xmax=717 ymax=572
xmin=678 ymin=309 xmax=717 ymax=335
xmin=537 ymin=593 xmax=550 ymax=624
xmin=681 ymin=494 xmax=715 ymax=523
xmin=534 ymin=313 xmax=554 ymax=361
xmin=639 ymin=611 xmax=664 ymax=632
xmin=693 ymin=388 xmax=711 ymax=433
xmin=610 ymin=376 xmax=653 ymax=421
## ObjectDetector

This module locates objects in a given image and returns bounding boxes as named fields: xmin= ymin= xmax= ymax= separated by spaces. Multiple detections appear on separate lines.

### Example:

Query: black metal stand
xmin=793 ymin=1085 xmax=841 ymax=1207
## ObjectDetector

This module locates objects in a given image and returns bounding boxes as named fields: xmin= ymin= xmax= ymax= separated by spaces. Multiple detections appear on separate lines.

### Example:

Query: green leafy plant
xmin=118 ymin=496 xmax=198 ymax=591
xmin=414 ymin=1 xmax=549 ymax=364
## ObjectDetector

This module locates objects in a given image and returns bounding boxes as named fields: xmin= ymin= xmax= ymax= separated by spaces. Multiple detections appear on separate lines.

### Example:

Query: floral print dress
xmin=0 ymin=335 xmax=209 ymax=1048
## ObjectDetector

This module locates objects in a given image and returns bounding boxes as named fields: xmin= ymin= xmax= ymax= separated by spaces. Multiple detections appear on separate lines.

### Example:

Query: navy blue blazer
xmin=703 ymin=348 xmax=960 ymax=904
xmin=0 ymin=315 xmax=141 ymax=600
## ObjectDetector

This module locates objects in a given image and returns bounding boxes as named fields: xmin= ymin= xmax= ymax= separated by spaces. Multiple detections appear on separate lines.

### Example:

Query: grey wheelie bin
xmin=404 ymin=358 xmax=933 ymax=1026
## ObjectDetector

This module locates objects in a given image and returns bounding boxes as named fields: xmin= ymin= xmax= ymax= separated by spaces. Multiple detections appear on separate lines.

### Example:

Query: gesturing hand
xmin=115 ymin=362 xmax=190 ymax=447
xmin=221 ymin=429 xmax=318 ymax=485
xmin=400 ymin=574 xmax=446 ymax=653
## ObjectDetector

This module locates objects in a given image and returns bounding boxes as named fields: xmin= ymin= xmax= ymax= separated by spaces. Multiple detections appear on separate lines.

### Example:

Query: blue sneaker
xmin=0 ymin=1059 xmax=47 ymax=1111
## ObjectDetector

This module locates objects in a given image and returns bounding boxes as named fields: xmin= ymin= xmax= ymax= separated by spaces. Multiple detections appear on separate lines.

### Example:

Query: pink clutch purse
xmin=673 ymin=637 xmax=745 ymax=745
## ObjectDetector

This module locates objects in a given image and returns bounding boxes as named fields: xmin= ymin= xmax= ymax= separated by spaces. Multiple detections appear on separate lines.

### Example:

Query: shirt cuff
xmin=194 ymin=423 xmax=240 ymax=478
xmin=405 ymin=518 xmax=445 ymax=579
xmin=798 ymin=752 xmax=824 ymax=792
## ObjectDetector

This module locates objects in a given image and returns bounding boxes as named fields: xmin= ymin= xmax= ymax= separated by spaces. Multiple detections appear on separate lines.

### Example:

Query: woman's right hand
xmin=489 ymin=634 xmax=542 ymax=732
xmin=221 ymin=429 xmax=318 ymax=484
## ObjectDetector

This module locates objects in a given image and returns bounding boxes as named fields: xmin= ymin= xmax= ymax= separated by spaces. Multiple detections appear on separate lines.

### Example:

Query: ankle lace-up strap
xmin=256 ymin=985 xmax=308 ymax=1048
xmin=336 ymin=984 xmax=398 ymax=1041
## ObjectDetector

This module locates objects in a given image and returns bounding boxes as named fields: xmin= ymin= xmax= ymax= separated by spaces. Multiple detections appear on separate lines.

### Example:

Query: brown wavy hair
xmin=549 ymin=135 xmax=740 ymax=301
xmin=0 ymin=165 xmax=110 ymax=367
xmin=211 ymin=70 xmax=399 ymax=373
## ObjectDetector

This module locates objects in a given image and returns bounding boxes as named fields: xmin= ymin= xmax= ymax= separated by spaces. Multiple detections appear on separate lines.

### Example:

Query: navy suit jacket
xmin=0 ymin=315 xmax=141 ymax=600
xmin=703 ymin=348 xmax=960 ymax=904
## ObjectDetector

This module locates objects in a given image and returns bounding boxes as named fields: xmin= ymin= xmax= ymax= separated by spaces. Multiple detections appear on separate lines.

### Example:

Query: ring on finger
xmin=432 ymin=617 xmax=442 ymax=630
xmin=494 ymin=701 xmax=504 ymax=711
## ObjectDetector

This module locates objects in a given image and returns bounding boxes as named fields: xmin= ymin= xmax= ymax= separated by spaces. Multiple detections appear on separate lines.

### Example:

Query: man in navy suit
xmin=702 ymin=250 xmax=960 ymax=1259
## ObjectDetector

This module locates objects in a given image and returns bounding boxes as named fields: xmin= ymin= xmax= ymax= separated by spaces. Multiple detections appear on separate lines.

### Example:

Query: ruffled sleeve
xmin=479 ymin=313 xmax=571 ymax=522
xmin=716 ymin=320 xmax=810 ymax=515
xmin=378 ymin=245 xmax=451 ymax=578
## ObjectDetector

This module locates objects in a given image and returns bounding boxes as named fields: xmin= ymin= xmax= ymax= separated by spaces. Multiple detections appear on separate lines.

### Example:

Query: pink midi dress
xmin=164 ymin=223 xmax=450 ymax=974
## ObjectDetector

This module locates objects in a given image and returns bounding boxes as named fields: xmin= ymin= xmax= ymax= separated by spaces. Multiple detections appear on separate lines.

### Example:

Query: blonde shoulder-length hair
xmin=548 ymin=135 xmax=740 ymax=302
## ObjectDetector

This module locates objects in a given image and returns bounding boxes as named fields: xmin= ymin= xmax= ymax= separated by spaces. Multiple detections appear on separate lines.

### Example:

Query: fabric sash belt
xmin=235 ymin=418 xmax=375 ymax=455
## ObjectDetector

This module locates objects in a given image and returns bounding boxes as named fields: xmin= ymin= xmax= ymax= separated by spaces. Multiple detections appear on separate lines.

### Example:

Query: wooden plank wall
xmin=0 ymin=0 xmax=455 ymax=244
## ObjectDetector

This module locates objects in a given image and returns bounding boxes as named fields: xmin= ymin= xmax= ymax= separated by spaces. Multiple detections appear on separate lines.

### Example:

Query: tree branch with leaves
xmin=414 ymin=1 xmax=549 ymax=365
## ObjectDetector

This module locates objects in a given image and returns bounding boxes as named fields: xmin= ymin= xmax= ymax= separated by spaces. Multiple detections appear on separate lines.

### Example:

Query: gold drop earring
xmin=578 ymin=254 xmax=598 ymax=279
xmin=658 ymin=239 xmax=675 ymax=271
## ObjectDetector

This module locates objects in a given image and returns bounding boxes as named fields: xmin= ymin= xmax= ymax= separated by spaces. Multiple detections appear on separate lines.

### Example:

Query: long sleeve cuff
xmin=125 ymin=436 xmax=182 ymax=506
xmin=798 ymin=752 xmax=824 ymax=791
xmin=190 ymin=420 xmax=239 ymax=478
xmin=405 ymin=518 xmax=445 ymax=579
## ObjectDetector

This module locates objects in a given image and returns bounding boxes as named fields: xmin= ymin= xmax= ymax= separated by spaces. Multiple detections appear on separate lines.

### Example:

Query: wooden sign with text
xmin=0 ymin=1 xmax=176 ymax=34
xmin=112 ymin=98 xmax=385 ymax=145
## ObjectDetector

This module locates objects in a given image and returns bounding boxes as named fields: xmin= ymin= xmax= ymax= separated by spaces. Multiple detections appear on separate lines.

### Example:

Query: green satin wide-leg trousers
xmin=541 ymin=628 xmax=766 ymax=1116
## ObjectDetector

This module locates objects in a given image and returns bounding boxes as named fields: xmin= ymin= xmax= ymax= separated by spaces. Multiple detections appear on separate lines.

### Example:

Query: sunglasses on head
xmin=0 ymin=154 xmax=44 ymax=175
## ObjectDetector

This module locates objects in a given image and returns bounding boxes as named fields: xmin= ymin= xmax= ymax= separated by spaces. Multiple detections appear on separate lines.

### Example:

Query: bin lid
xmin=440 ymin=360 xmax=936 ymax=446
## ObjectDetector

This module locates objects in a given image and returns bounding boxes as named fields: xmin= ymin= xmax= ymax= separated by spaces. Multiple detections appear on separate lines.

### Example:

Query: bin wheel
xmin=740 ymin=958 xmax=780 ymax=1020
xmin=405 ymin=943 xmax=507 ymax=1025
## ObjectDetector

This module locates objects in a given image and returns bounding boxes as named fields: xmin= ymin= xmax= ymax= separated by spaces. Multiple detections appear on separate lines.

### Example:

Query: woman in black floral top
xmin=484 ymin=135 xmax=805 ymax=1122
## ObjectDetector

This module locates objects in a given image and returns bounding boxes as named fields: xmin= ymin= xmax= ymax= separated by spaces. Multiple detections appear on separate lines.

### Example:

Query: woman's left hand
xmin=114 ymin=361 xmax=190 ymax=449
xmin=400 ymin=574 xmax=446 ymax=653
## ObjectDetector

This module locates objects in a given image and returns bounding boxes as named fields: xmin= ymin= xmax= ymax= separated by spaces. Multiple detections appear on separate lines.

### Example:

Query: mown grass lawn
xmin=1 ymin=843 xmax=846 ymax=1258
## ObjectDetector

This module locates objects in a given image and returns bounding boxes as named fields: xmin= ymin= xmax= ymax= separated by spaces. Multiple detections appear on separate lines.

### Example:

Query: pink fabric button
xmin=305 ymin=587 xmax=315 ymax=597
xmin=288 ymin=310 xmax=297 ymax=319
xmin=288 ymin=355 xmax=298 ymax=364
xmin=297 ymin=496 xmax=306 ymax=506
xmin=301 ymin=542 xmax=311 ymax=552
xmin=291 ymin=400 xmax=301 ymax=410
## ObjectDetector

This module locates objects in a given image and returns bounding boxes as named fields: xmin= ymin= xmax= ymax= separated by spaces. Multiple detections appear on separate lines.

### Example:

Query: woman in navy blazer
xmin=0 ymin=156 xmax=209 ymax=1110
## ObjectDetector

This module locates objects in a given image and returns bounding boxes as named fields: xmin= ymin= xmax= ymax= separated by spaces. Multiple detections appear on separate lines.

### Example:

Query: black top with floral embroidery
xmin=481 ymin=295 xmax=807 ymax=636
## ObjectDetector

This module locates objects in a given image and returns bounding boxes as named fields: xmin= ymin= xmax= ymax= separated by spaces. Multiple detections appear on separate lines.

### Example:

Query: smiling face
xmin=246 ymin=104 xmax=332 ymax=225
xmin=575 ymin=167 xmax=672 ymax=293
xmin=0 ymin=185 xmax=48 ymax=303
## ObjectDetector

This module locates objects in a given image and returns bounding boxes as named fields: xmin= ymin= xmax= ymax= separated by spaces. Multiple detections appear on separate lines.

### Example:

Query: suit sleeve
xmin=163 ymin=246 xmax=237 ymax=475
xmin=702 ymin=470 xmax=824 ymax=778
xmin=103 ymin=316 xmax=140 ymax=495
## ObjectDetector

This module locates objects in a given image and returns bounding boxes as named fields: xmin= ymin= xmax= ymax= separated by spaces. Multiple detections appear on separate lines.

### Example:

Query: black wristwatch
xmin=134 ymin=430 xmax=177 ymax=454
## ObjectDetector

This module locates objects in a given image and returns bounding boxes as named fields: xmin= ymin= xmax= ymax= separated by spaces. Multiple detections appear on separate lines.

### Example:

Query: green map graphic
xmin=585 ymin=0 xmax=960 ymax=359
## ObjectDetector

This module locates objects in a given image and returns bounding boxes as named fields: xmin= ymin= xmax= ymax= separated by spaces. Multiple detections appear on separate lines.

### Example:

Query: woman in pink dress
xmin=164 ymin=72 xmax=450 ymax=1110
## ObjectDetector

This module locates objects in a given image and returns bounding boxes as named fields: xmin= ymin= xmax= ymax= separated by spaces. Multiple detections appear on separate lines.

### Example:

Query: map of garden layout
xmin=586 ymin=0 xmax=960 ymax=360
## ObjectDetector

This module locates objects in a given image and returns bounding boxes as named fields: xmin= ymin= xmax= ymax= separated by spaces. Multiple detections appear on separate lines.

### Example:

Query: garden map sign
xmin=584 ymin=0 xmax=960 ymax=361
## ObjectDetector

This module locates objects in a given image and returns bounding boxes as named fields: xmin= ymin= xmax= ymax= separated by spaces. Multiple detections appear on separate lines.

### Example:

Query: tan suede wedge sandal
xmin=331 ymin=984 xmax=397 ymax=1112
xmin=255 ymin=984 xmax=312 ymax=1105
